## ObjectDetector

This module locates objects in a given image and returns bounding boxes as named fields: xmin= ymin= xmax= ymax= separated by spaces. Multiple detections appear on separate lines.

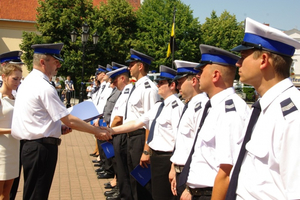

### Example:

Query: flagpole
xmin=172 ymin=6 xmax=176 ymax=69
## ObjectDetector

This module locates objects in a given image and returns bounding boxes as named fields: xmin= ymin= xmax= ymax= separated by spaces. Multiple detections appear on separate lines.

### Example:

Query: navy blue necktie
xmin=147 ymin=102 xmax=165 ymax=143
xmin=177 ymin=102 xmax=189 ymax=127
xmin=124 ymin=84 xmax=136 ymax=119
xmin=178 ymin=100 xmax=211 ymax=186
xmin=225 ymin=101 xmax=261 ymax=200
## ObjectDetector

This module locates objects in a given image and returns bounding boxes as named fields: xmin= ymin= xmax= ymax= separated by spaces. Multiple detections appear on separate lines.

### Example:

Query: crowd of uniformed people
xmin=0 ymin=17 xmax=300 ymax=200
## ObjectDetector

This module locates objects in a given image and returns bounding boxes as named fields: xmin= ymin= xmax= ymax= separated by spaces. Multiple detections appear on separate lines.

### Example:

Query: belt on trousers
xmin=127 ymin=129 xmax=145 ymax=137
xmin=188 ymin=187 xmax=212 ymax=196
xmin=22 ymin=137 xmax=61 ymax=146
xmin=174 ymin=164 xmax=184 ymax=173
xmin=151 ymin=149 xmax=173 ymax=157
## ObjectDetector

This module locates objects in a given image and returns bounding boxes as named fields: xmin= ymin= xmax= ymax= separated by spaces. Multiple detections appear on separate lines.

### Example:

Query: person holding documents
xmin=11 ymin=43 xmax=111 ymax=200
xmin=102 ymin=65 xmax=183 ymax=200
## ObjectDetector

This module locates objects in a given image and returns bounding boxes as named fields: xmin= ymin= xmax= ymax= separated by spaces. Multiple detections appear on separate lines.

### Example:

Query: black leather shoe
xmin=97 ymin=172 xmax=114 ymax=179
xmin=90 ymin=153 xmax=96 ymax=156
xmin=104 ymin=188 xmax=118 ymax=196
xmin=94 ymin=163 xmax=103 ymax=167
xmin=104 ymin=182 xmax=111 ymax=186
xmin=106 ymin=191 xmax=120 ymax=199
xmin=95 ymin=167 xmax=105 ymax=172
xmin=97 ymin=170 xmax=106 ymax=175
xmin=104 ymin=182 xmax=115 ymax=189
xmin=92 ymin=159 xmax=100 ymax=163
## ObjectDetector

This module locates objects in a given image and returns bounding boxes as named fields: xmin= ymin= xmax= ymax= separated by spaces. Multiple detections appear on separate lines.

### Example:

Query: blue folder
xmin=100 ymin=142 xmax=115 ymax=158
xmin=130 ymin=164 xmax=151 ymax=186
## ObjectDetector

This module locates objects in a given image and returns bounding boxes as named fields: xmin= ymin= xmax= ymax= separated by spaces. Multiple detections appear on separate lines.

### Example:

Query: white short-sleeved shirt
xmin=170 ymin=93 xmax=209 ymax=165
xmin=92 ymin=81 xmax=107 ymax=105
xmin=96 ymin=82 xmax=113 ymax=115
xmin=187 ymin=87 xmax=249 ymax=188
xmin=110 ymin=83 xmax=133 ymax=127
xmin=139 ymin=94 xmax=184 ymax=152
xmin=124 ymin=76 xmax=159 ymax=123
xmin=12 ymin=69 xmax=69 ymax=140
xmin=237 ymin=78 xmax=300 ymax=200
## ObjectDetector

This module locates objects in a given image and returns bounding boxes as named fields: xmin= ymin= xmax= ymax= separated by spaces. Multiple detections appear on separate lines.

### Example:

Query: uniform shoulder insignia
xmin=144 ymin=81 xmax=151 ymax=89
xmin=194 ymin=102 xmax=202 ymax=112
xmin=281 ymin=98 xmax=298 ymax=117
xmin=225 ymin=99 xmax=236 ymax=112
xmin=172 ymin=100 xmax=178 ymax=108
xmin=124 ymin=88 xmax=130 ymax=94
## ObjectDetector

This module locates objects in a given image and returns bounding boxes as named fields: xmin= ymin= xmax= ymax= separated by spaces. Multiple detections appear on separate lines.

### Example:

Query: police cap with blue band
xmin=232 ymin=17 xmax=300 ymax=57
xmin=106 ymin=66 xmax=129 ymax=81
xmin=106 ymin=64 xmax=113 ymax=72
xmin=96 ymin=65 xmax=107 ymax=75
xmin=0 ymin=51 xmax=24 ymax=64
xmin=154 ymin=65 xmax=176 ymax=82
xmin=111 ymin=62 xmax=124 ymax=70
xmin=125 ymin=49 xmax=154 ymax=65
xmin=195 ymin=44 xmax=240 ymax=70
xmin=173 ymin=60 xmax=200 ymax=80
xmin=31 ymin=43 xmax=64 ymax=62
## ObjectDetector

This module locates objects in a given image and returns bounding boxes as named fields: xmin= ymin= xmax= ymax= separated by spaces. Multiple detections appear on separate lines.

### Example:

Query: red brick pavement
xmin=14 ymin=130 xmax=112 ymax=200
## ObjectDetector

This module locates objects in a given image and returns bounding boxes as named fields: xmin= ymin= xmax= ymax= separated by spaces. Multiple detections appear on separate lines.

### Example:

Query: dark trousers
xmin=150 ymin=151 xmax=175 ymax=200
xmin=113 ymin=134 xmax=133 ymax=200
xmin=176 ymin=172 xmax=186 ymax=200
xmin=10 ymin=141 xmax=23 ymax=200
xmin=21 ymin=141 xmax=58 ymax=200
xmin=66 ymin=91 xmax=71 ymax=107
xmin=127 ymin=131 xmax=152 ymax=200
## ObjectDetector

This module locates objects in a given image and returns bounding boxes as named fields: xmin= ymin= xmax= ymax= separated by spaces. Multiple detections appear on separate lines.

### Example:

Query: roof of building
xmin=0 ymin=0 xmax=140 ymax=22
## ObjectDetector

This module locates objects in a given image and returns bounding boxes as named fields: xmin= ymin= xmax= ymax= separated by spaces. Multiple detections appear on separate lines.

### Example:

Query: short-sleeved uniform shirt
xmin=187 ymin=87 xmax=249 ymax=188
xmin=12 ymin=69 xmax=69 ymax=140
xmin=170 ymin=93 xmax=209 ymax=165
xmin=124 ymin=76 xmax=159 ymax=123
xmin=237 ymin=78 xmax=300 ymax=200
xmin=139 ymin=94 xmax=184 ymax=152
xmin=110 ymin=83 xmax=133 ymax=127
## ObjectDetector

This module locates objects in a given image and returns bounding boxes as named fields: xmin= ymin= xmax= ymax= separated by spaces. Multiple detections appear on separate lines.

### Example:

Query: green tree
xmin=131 ymin=0 xmax=202 ymax=70
xmin=201 ymin=10 xmax=244 ymax=51
xmin=201 ymin=10 xmax=244 ymax=80
xmin=20 ymin=0 xmax=137 ymax=93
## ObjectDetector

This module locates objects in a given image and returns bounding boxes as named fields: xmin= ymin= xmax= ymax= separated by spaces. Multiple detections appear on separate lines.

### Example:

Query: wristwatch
xmin=143 ymin=150 xmax=150 ymax=155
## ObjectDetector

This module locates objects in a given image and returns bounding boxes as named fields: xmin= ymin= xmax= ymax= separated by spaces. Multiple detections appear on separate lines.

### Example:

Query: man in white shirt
xmin=179 ymin=44 xmax=249 ymax=200
xmin=11 ymin=43 xmax=111 ymax=200
xmin=226 ymin=18 xmax=300 ymax=200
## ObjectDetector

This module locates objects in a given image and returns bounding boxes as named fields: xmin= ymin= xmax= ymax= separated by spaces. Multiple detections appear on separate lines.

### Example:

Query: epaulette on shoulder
xmin=281 ymin=97 xmax=298 ymax=117
xmin=124 ymin=88 xmax=130 ymax=94
xmin=225 ymin=99 xmax=236 ymax=112
xmin=172 ymin=100 xmax=178 ymax=109
xmin=194 ymin=102 xmax=202 ymax=112
xmin=144 ymin=81 xmax=151 ymax=89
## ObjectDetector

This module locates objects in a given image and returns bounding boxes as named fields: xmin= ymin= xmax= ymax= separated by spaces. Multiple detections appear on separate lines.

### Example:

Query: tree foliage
xmin=201 ymin=10 xmax=244 ymax=51
xmin=20 ymin=0 xmax=137 ymax=91
xmin=132 ymin=0 xmax=202 ymax=70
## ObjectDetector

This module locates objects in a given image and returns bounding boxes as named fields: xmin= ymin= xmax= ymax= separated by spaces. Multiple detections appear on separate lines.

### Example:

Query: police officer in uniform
xmin=107 ymin=66 xmax=133 ymax=200
xmin=11 ymin=43 xmax=111 ymax=200
xmin=226 ymin=18 xmax=300 ymax=200
xmin=169 ymin=60 xmax=208 ymax=199
xmin=179 ymin=45 xmax=249 ymax=200
xmin=124 ymin=49 xmax=159 ymax=200
xmin=105 ymin=65 xmax=184 ymax=200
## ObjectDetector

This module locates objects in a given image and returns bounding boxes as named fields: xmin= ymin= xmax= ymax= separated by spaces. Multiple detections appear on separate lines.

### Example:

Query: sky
xmin=181 ymin=0 xmax=300 ymax=31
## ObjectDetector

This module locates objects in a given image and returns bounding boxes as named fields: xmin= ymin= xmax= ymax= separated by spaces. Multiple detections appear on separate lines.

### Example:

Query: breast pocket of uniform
xmin=246 ymin=130 xmax=270 ymax=159
xmin=157 ymin=116 xmax=170 ymax=136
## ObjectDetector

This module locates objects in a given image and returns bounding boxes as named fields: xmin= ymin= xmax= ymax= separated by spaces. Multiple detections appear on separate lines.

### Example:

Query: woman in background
xmin=0 ymin=63 xmax=22 ymax=200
